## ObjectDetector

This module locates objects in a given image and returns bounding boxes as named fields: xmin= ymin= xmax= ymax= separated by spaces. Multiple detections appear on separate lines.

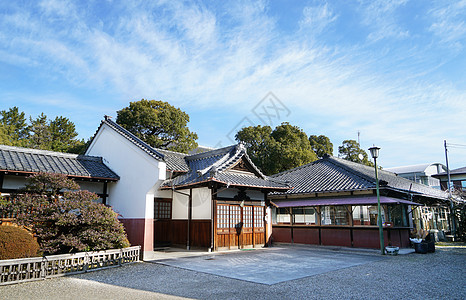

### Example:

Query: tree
xmin=309 ymin=135 xmax=333 ymax=159
xmin=338 ymin=139 xmax=374 ymax=167
xmin=49 ymin=116 xmax=84 ymax=153
xmin=116 ymin=99 xmax=198 ymax=153
xmin=28 ymin=113 xmax=51 ymax=150
xmin=236 ymin=122 xmax=317 ymax=175
xmin=235 ymin=125 xmax=279 ymax=175
xmin=271 ymin=123 xmax=317 ymax=173
xmin=0 ymin=107 xmax=28 ymax=146
xmin=2 ymin=173 xmax=130 ymax=255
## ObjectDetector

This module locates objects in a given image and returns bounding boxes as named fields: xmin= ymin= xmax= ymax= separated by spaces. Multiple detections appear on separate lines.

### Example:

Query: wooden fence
xmin=0 ymin=246 xmax=140 ymax=286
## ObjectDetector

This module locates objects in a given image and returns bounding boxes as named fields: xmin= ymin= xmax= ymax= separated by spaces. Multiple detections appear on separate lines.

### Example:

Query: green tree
xmin=0 ymin=107 xmax=29 ymax=146
xmin=236 ymin=122 xmax=317 ymax=175
xmin=28 ymin=113 xmax=51 ymax=150
xmin=338 ymin=139 xmax=374 ymax=167
xmin=116 ymin=99 xmax=198 ymax=153
xmin=235 ymin=125 xmax=279 ymax=175
xmin=49 ymin=116 xmax=84 ymax=153
xmin=309 ymin=135 xmax=333 ymax=159
xmin=271 ymin=123 xmax=317 ymax=173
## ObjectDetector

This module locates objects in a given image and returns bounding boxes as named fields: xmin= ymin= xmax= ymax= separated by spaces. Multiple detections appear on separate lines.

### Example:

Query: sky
xmin=1 ymin=0 xmax=465 ymax=169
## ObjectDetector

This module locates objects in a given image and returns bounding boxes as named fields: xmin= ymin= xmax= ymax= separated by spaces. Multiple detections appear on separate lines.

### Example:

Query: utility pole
xmin=444 ymin=140 xmax=456 ymax=240
xmin=357 ymin=131 xmax=360 ymax=145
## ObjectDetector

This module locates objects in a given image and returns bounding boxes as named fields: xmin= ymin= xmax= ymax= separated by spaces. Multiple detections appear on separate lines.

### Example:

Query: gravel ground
xmin=1 ymin=247 xmax=465 ymax=300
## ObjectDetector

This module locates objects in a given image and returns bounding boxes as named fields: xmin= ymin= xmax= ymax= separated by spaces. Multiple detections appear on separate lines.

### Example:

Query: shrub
xmin=0 ymin=225 xmax=40 ymax=260
xmin=3 ymin=173 xmax=130 ymax=255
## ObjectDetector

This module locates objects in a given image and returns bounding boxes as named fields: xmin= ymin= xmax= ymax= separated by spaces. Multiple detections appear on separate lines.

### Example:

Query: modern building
xmin=385 ymin=163 xmax=447 ymax=189
xmin=433 ymin=166 xmax=466 ymax=193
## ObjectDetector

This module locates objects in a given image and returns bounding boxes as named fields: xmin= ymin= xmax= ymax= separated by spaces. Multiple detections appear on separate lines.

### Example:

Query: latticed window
xmin=254 ymin=206 xmax=264 ymax=228
xmin=217 ymin=204 xmax=229 ymax=228
xmin=243 ymin=206 xmax=253 ymax=228
xmin=230 ymin=205 xmax=241 ymax=228
xmin=154 ymin=199 xmax=171 ymax=219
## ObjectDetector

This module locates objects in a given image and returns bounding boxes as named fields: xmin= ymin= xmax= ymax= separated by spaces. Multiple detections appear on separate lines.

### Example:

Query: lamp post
xmin=369 ymin=146 xmax=385 ymax=255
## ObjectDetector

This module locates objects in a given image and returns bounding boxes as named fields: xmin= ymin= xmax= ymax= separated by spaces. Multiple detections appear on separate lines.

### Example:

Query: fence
xmin=0 ymin=246 xmax=140 ymax=286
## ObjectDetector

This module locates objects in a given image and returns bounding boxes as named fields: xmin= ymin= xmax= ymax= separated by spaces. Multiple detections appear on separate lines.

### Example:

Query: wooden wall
xmin=154 ymin=219 xmax=211 ymax=248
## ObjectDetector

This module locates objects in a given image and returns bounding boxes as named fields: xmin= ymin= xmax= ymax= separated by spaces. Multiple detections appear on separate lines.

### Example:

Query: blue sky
xmin=1 ymin=0 xmax=465 ymax=169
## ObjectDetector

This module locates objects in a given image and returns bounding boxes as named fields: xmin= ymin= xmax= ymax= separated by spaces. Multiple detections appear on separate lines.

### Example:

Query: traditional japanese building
xmin=269 ymin=155 xmax=451 ymax=248
xmin=85 ymin=117 xmax=288 ymax=258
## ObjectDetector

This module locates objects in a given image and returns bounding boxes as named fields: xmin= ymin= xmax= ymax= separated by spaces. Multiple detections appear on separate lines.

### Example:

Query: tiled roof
xmin=272 ymin=156 xmax=448 ymax=200
xmin=162 ymin=144 xmax=289 ymax=190
xmin=434 ymin=166 xmax=466 ymax=177
xmin=0 ymin=145 xmax=119 ymax=180
xmin=94 ymin=117 xmax=189 ymax=172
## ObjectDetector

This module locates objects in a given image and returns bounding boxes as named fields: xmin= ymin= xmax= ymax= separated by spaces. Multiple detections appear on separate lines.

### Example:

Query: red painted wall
xmin=120 ymin=218 xmax=154 ymax=252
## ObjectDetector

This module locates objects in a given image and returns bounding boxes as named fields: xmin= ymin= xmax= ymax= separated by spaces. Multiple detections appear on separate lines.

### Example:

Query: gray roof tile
xmin=0 ymin=145 xmax=119 ymax=180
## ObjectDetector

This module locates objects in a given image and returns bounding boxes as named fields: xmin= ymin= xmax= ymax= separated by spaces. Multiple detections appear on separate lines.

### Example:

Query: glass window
xmin=254 ymin=206 xmax=264 ymax=228
xmin=321 ymin=206 xmax=349 ymax=225
xmin=277 ymin=207 xmax=290 ymax=224
xmin=243 ymin=206 xmax=253 ymax=228
xmin=293 ymin=207 xmax=317 ymax=225
xmin=352 ymin=206 xmax=370 ymax=225
xmin=388 ymin=204 xmax=408 ymax=227
xmin=368 ymin=205 xmax=386 ymax=226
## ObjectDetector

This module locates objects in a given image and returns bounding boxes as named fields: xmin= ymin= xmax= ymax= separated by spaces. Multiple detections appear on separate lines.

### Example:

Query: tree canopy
xmin=338 ymin=139 xmax=374 ymax=167
xmin=0 ymin=107 xmax=85 ymax=153
xmin=309 ymin=135 xmax=333 ymax=159
xmin=116 ymin=99 xmax=198 ymax=153
xmin=236 ymin=122 xmax=317 ymax=175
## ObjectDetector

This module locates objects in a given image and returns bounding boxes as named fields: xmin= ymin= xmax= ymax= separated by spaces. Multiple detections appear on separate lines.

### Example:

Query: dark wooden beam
xmin=187 ymin=188 xmax=192 ymax=250
xmin=102 ymin=182 xmax=108 ymax=205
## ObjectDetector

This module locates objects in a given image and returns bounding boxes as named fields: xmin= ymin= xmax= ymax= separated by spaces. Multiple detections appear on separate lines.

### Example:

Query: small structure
xmin=433 ymin=166 xmax=466 ymax=193
xmin=0 ymin=145 xmax=119 ymax=203
xmin=269 ymin=155 xmax=450 ymax=248
xmin=385 ymin=163 xmax=447 ymax=189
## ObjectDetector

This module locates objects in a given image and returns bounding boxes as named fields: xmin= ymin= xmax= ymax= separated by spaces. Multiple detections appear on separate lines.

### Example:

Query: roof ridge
xmin=186 ymin=144 xmax=236 ymax=161
xmin=270 ymin=158 xmax=321 ymax=177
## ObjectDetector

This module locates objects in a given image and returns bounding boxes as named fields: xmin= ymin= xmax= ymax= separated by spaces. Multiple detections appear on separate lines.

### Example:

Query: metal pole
xmin=444 ymin=140 xmax=456 ymax=239
xmin=374 ymin=157 xmax=385 ymax=255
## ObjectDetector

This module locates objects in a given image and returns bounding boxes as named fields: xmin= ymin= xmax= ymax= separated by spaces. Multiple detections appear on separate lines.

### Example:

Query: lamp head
xmin=368 ymin=146 xmax=380 ymax=159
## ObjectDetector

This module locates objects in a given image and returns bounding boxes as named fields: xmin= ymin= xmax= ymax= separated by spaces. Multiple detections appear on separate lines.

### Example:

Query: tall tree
xmin=236 ymin=122 xmax=317 ymax=175
xmin=271 ymin=123 xmax=317 ymax=173
xmin=0 ymin=107 xmax=29 ymax=146
xmin=309 ymin=135 xmax=333 ymax=159
xmin=28 ymin=113 xmax=51 ymax=150
xmin=338 ymin=139 xmax=374 ymax=167
xmin=49 ymin=116 xmax=83 ymax=152
xmin=116 ymin=99 xmax=198 ymax=153
xmin=235 ymin=125 xmax=279 ymax=175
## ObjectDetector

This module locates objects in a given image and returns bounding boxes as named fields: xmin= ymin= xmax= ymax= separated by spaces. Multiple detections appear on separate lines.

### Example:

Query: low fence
xmin=0 ymin=246 xmax=140 ymax=286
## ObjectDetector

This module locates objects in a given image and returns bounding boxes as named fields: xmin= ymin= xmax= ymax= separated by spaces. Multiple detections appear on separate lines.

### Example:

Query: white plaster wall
xmin=172 ymin=190 xmax=189 ymax=219
xmin=155 ymin=189 xmax=172 ymax=198
xmin=86 ymin=124 xmax=166 ymax=219
xmin=192 ymin=187 xmax=211 ymax=220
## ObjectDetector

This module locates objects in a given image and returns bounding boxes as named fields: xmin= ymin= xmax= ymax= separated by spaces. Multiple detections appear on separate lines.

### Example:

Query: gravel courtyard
xmin=1 ymin=245 xmax=465 ymax=300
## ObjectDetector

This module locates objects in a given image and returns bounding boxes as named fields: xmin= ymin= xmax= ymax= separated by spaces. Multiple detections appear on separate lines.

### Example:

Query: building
xmin=385 ymin=163 xmax=447 ymax=189
xmin=269 ymin=156 xmax=451 ymax=248
xmin=433 ymin=166 xmax=466 ymax=193
xmin=85 ymin=117 xmax=288 ymax=258
xmin=0 ymin=145 xmax=119 ymax=203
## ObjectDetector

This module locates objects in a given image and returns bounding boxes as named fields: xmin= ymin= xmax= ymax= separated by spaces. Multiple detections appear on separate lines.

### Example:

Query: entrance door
xmin=154 ymin=198 xmax=172 ymax=247
xmin=215 ymin=203 xmax=265 ymax=250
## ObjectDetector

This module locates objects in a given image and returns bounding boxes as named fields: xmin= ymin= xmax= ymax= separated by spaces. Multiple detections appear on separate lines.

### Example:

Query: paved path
xmin=1 ymin=245 xmax=465 ymax=299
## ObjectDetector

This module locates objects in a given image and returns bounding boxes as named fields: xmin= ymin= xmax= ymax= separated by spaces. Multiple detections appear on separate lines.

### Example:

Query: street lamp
xmin=369 ymin=146 xmax=385 ymax=255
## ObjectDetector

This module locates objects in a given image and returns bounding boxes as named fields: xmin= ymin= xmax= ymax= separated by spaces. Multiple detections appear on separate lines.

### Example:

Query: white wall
xmin=172 ymin=190 xmax=189 ymax=219
xmin=192 ymin=187 xmax=211 ymax=220
xmin=86 ymin=124 xmax=166 ymax=219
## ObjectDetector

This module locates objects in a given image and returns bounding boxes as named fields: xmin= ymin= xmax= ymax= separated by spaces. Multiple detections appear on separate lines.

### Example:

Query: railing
xmin=0 ymin=246 xmax=140 ymax=286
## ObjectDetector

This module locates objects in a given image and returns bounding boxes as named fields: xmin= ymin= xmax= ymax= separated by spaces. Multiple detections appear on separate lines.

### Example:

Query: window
xmin=243 ymin=206 xmax=253 ymax=228
xmin=293 ymin=207 xmax=317 ymax=225
xmin=254 ymin=206 xmax=264 ymax=228
xmin=352 ymin=206 xmax=370 ymax=225
xmin=368 ymin=205 xmax=386 ymax=226
xmin=388 ymin=204 xmax=408 ymax=227
xmin=230 ymin=205 xmax=241 ymax=228
xmin=217 ymin=204 xmax=229 ymax=229
xmin=276 ymin=207 xmax=291 ymax=224
xmin=154 ymin=199 xmax=171 ymax=219
xmin=321 ymin=206 xmax=349 ymax=225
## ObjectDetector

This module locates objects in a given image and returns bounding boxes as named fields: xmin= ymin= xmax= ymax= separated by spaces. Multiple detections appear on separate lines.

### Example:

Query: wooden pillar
xmin=211 ymin=185 xmax=217 ymax=251
xmin=263 ymin=191 xmax=268 ymax=247
xmin=102 ymin=181 xmax=108 ymax=205
xmin=0 ymin=173 xmax=4 ymax=193
xmin=187 ymin=188 xmax=192 ymax=250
